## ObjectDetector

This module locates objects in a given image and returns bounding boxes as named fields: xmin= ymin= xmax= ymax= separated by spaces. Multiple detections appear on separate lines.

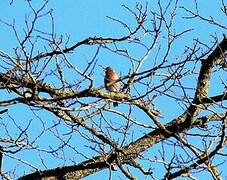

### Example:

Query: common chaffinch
xmin=104 ymin=67 xmax=120 ymax=107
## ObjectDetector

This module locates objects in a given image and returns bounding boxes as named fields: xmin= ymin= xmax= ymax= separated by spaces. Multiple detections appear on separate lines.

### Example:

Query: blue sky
xmin=0 ymin=0 xmax=226 ymax=179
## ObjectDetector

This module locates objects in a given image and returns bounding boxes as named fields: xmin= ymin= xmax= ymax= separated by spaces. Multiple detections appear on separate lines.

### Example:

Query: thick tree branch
xmin=166 ymin=113 xmax=226 ymax=179
xmin=18 ymin=111 xmax=226 ymax=180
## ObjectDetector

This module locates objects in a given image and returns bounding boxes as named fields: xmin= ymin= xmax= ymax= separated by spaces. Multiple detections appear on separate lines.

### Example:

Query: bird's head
xmin=105 ymin=67 xmax=114 ymax=74
xmin=105 ymin=66 xmax=112 ymax=71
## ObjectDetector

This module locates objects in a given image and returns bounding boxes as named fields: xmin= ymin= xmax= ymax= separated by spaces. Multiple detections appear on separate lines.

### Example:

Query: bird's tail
xmin=113 ymin=102 xmax=118 ymax=107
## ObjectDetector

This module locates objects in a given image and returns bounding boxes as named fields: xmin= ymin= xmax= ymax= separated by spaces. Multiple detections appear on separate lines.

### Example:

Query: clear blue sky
xmin=0 ymin=0 xmax=226 ymax=179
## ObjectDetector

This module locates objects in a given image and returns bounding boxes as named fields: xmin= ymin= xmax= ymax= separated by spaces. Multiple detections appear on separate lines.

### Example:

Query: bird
xmin=104 ymin=67 xmax=121 ymax=107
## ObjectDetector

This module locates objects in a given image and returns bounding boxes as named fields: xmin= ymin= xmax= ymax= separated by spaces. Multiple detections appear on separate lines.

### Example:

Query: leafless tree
xmin=0 ymin=0 xmax=226 ymax=179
